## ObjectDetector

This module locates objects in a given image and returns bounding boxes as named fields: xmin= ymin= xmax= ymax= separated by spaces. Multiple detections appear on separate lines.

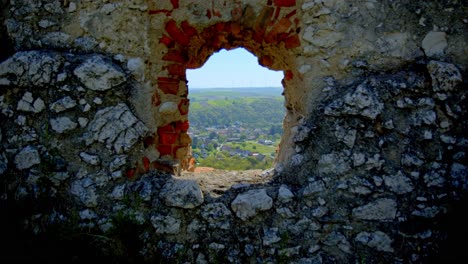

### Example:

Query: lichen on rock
xmin=0 ymin=51 xmax=63 ymax=87
xmin=73 ymin=55 xmax=126 ymax=91
xmin=85 ymin=103 xmax=148 ymax=153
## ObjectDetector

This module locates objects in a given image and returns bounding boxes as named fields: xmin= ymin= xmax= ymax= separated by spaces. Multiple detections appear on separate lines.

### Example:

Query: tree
xmin=209 ymin=131 xmax=217 ymax=139
xmin=204 ymin=143 xmax=213 ymax=152
xmin=191 ymin=137 xmax=199 ymax=149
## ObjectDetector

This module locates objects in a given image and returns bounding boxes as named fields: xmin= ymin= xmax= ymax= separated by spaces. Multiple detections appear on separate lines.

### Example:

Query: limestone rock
xmin=317 ymin=153 xmax=350 ymax=176
xmin=201 ymin=203 xmax=232 ymax=229
xmin=86 ymin=103 xmax=148 ymax=153
xmin=352 ymin=198 xmax=397 ymax=220
xmin=14 ymin=145 xmax=40 ymax=170
xmin=79 ymin=209 xmax=97 ymax=220
xmin=307 ymin=29 xmax=343 ymax=48
xmin=231 ymin=189 xmax=273 ymax=220
xmin=302 ymin=25 xmax=315 ymax=43
xmin=289 ymin=217 xmax=321 ymax=235
xmin=208 ymin=242 xmax=225 ymax=250
xmin=427 ymin=61 xmax=462 ymax=92
xmin=377 ymin=32 xmax=420 ymax=59
xmin=50 ymin=117 xmax=78 ymax=133
xmin=74 ymin=55 xmax=126 ymax=91
xmin=129 ymin=179 xmax=153 ymax=202
xmin=401 ymin=153 xmax=424 ymax=167
xmin=278 ymin=246 xmax=301 ymax=258
xmin=32 ymin=98 xmax=46 ymax=113
xmin=322 ymin=231 xmax=351 ymax=253
xmin=160 ymin=178 xmax=203 ymax=209
xmin=276 ymin=207 xmax=295 ymax=218
xmin=0 ymin=2 xmax=466 ymax=261
xmin=50 ymin=96 xmax=77 ymax=113
xmin=0 ymin=51 xmax=63 ymax=87
xmin=41 ymin=32 xmax=71 ymax=48
xmin=196 ymin=253 xmax=209 ymax=264
xmin=263 ymin=227 xmax=281 ymax=246
xmin=127 ymin=57 xmax=145 ymax=81
xmin=365 ymin=154 xmax=385 ymax=171
xmin=159 ymin=102 xmax=178 ymax=114
xmin=17 ymin=92 xmax=45 ymax=113
xmin=352 ymin=153 xmax=366 ymax=167
xmin=89 ymin=171 xmax=110 ymax=187
xmin=291 ymin=154 xmax=304 ymax=166
xmin=292 ymin=125 xmax=311 ymax=143
xmin=355 ymin=231 xmax=394 ymax=252
xmin=422 ymin=32 xmax=447 ymax=57
xmin=312 ymin=206 xmax=328 ymax=217
xmin=110 ymin=184 xmax=126 ymax=200
xmin=78 ymin=117 xmax=89 ymax=127
xmin=43 ymin=1 xmax=64 ymax=14
xmin=70 ymin=179 xmax=99 ymax=207
xmin=293 ymin=256 xmax=323 ymax=264
xmin=396 ymin=97 xmax=415 ymax=109
xmin=344 ymin=84 xmax=384 ymax=119
xmin=335 ymin=127 xmax=357 ymax=148
xmin=50 ymin=172 xmax=70 ymax=186
xmin=412 ymin=206 xmax=440 ymax=218
xmin=111 ymin=170 xmax=123 ymax=180
xmin=412 ymin=109 xmax=437 ymax=126
xmin=151 ymin=215 xmax=181 ymax=234
xmin=38 ymin=19 xmax=56 ymax=29
xmin=424 ymin=171 xmax=446 ymax=187
xmin=383 ymin=171 xmax=414 ymax=194
xmin=451 ymin=163 xmax=468 ymax=190
xmin=109 ymin=155 xmax=127 ymax=171
xmin=74 ymin=37 xmax=98 ymax=52
xmin=302 ymin=179 xmax=325 ymax=196
xmin=325 ymin=83 xmax=384 ymax=120
xmin=278 ymin=184 xmax=294 ymax=202
xmin=79 ymin=152 xmax=100 ymax=166
xmin=348 ymin=176 xmax=373 ymax=195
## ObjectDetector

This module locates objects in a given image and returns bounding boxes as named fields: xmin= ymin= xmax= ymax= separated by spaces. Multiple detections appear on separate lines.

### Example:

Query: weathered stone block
xmin=352 ymin=198 xmax=397 ymax=221
xmin=160 ymin=178 xmax=204 ymax=208
xmin=231 ymin=189 xmax=273 ymax=220
xmin=74 ymin=56 xmax=126 ymax=91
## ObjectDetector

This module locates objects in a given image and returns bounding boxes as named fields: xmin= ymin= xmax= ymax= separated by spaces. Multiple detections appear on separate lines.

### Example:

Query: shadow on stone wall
xmin=421 ymin=195 xmax=468 ymax=263
xmin=0 ymin=0 xmax=14 ymax=62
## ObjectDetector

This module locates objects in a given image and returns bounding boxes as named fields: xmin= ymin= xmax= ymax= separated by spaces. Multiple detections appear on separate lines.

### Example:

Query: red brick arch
xmin=133 ymin=0 xmax=301 ymax=175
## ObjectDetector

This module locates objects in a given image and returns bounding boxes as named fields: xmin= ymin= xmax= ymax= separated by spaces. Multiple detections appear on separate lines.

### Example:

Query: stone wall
xmin=0 ymin=0 xmax=466 ymax=263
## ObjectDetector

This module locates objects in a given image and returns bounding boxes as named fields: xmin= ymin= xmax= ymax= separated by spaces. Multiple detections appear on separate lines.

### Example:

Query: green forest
xmin=188 ymin=87 xmax=285 ymax=170
xmin=189 ymin=87 xmax=285 ymax=129
xmin=190 ymin=98 xmax=284 ymax=128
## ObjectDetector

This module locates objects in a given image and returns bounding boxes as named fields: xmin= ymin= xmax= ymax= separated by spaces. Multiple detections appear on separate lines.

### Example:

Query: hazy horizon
xmin=189 ymin=86 xmax=282 ymax=90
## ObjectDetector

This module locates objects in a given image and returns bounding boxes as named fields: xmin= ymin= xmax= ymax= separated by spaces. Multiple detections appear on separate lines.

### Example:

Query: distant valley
xmin=188 ymin=87 xmax=285 ymax=170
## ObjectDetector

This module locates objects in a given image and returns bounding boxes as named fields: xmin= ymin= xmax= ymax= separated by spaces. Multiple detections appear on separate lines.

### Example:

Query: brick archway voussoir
xmin=139 ymin=1 xmax=303 ymax=175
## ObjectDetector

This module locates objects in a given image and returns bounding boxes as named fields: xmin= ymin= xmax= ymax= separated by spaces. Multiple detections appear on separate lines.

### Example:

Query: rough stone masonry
xmin=0 ymin=0 xmax=466 ymax=263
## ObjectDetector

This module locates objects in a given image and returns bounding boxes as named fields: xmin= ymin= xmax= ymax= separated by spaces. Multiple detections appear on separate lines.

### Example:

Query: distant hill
xmin=188 ymin=87 xmax=285 ymax=129
xmin=189 ymin=87 xmax=283 ymax=100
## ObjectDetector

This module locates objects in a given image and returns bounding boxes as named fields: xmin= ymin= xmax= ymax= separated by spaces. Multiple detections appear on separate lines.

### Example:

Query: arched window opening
xmin=186 ymin=48 xmax=285 ymax=172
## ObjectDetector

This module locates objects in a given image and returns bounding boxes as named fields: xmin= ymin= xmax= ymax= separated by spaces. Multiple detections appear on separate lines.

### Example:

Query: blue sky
xmin=186 ymin=48 xmax=283 ymax=88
